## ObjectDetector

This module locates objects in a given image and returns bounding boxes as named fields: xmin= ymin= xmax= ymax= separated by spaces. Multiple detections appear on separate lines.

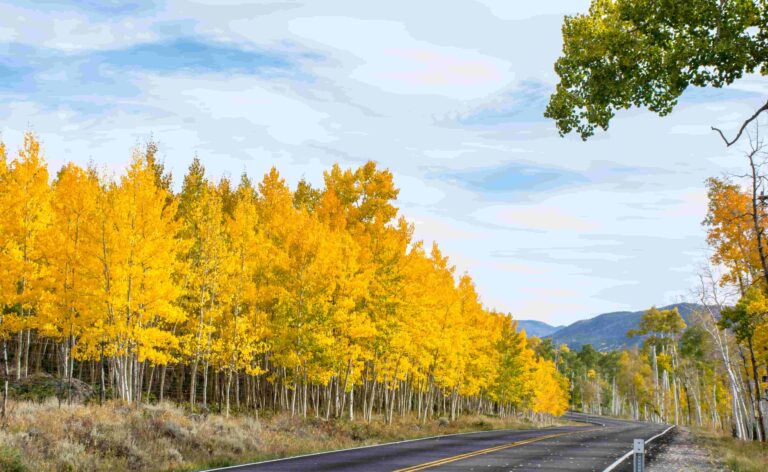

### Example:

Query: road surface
xmin=204 ymin=412 xmax=672 ymax=472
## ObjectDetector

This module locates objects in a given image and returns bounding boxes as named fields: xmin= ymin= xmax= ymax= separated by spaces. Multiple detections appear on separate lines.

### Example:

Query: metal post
xmin=633 ymin=439 xmax=645 ymax=472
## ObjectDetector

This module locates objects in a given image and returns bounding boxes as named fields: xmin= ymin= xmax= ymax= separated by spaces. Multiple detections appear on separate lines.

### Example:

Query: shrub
xmin=0 ymin=446 xmax=26 ymax=472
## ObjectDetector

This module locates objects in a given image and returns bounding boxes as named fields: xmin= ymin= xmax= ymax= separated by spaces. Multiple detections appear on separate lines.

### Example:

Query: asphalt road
xmin=205 ymin=412 xmax=671 ymax=472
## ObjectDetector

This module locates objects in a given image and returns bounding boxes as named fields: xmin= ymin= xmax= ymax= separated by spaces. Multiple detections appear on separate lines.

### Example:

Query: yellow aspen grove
xmin=0 ymin=135 xmax=571 ymax=424
xmin=551 ymin=300 xmax=768 ymax=441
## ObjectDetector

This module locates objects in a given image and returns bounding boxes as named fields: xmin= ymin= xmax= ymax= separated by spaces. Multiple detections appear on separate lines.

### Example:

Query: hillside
xmin=548 ymin=303 xmax=703 ymax=351
xmin=518 ymin=303 xmax=705 ymax=351
xmin=515 ymin=320 xmax=563 ymax=338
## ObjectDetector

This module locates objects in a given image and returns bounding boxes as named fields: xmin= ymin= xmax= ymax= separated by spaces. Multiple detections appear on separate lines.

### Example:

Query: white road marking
xmin=602 ymin=425 xmax=676 ymax=472
xmin=198 ymin=423 xmax=574 ymax=472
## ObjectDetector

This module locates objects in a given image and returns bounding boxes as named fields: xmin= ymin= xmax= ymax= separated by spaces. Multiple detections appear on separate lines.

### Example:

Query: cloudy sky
xmin=1 ymin=0 xmax=766 ymax=325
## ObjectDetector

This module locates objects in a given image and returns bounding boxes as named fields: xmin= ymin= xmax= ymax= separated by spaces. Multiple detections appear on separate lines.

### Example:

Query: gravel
xmin=647 ymin=427 xmax=724 ymax=471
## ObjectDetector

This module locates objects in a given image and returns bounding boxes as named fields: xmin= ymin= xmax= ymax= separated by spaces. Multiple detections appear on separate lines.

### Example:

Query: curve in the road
xmin=202 ymin=413 xmax=672 ymax=472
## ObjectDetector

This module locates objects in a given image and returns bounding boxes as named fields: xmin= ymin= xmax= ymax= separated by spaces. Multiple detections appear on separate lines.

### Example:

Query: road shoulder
xmin=647 ymin=428 xmax=724 ymax=471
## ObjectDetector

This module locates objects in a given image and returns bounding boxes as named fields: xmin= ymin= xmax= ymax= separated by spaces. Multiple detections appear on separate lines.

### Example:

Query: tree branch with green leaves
xmin=545 ymin=0 xmax=768 ymax=143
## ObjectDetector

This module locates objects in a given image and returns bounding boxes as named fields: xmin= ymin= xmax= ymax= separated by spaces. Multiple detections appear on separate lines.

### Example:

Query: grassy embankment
xmin=693 ymin=429 xmax=768 ymax=472
xmin=0 ymin=400 xmax=563 ymax=472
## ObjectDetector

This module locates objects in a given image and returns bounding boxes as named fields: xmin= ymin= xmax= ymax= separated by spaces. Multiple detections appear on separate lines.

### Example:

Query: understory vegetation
xmin=0 ymin=399 xmax=558 ymax=472
xmin=693 ymin=429 xmax=768 ymax=472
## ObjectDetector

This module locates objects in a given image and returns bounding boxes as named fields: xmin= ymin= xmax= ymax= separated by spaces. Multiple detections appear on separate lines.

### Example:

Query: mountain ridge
xmin=516 ymin=302 xmax=706 ymax=351
xmin=516 ymin=319 xmax=564 ymax=338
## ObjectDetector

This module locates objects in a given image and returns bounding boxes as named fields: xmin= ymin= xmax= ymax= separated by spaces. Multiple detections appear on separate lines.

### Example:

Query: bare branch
xmin=712 ymin=100 xmax=768 ymax=147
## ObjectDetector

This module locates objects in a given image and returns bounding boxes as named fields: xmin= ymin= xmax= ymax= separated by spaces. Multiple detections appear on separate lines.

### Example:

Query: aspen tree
xmin=43 ymin=163 xmax=100 ymax=399
xmin=178 ymin=160 xmax=228 ymax=409
xmin=1 ymin=133 xmax=51 ymax=380
xmin=320 ymin=162 xmax=404 ymax=422
xmin=532 ymin=358 xmax=569 ymax=416
xmin=704 ymin=178 xmax=762 ymax=291
xmin=214 ymin=178 xmax=269 ymax=416
xmin=720 ymin=288 xmax=768 ymax=440
xmin=491 ymin=321 xmax=537 ymax=414
xmin=106 ymin=151 xmax=184 ymax=402
xmin=0 ymin=139 xmax=9 ymax=416
xmin=257 ymin=168 xmax=343 ymax=417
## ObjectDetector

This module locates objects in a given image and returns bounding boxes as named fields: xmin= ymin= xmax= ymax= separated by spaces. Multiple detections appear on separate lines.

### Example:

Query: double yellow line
xmin=393 ymin=427 xmax=601 ymax=472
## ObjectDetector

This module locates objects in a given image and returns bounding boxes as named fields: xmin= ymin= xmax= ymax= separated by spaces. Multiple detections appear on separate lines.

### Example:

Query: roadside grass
xmin=693 ymin=429 xmax=768 ymax=472
xmin=0 ymin=399 xmax=564 ymax=472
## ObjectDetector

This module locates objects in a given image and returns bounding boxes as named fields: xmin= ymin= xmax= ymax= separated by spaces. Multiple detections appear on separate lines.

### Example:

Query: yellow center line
xmin=393 ymin=427 xmax=602 ymax=472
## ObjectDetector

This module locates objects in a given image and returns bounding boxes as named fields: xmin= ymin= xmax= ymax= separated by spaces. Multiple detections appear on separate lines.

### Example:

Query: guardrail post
xmin=633 ymin=439 xmax=645 ymax=472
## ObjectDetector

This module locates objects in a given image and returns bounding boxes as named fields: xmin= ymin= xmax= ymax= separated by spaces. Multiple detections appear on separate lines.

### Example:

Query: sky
xmin=1 ymin=0 xmax=766 ymax=326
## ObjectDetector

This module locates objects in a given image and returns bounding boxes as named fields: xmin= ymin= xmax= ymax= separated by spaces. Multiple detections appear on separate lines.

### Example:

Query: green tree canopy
xmin=719 ymin=285 xmax=768 ymax=343
xmin=545 ymin=0 xmax=768 ymax=142
xmin=577 ymin=344 xmax=601 ymax=369
xmin=628 ymin=306 xmax=686 ymax=350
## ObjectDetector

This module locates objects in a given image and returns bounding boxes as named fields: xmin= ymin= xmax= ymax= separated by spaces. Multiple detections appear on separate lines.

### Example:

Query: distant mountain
xmin=516 ymin=320 xmax=563 ymax=338
xmin=546 ymin=303 xmax=704 ymax=351
xmin=516 ymin=303 xmax=707 ymax=352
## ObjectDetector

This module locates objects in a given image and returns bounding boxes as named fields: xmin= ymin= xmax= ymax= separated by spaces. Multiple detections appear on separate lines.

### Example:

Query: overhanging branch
xmin=711 ymin=99 xmax=768 ymax=147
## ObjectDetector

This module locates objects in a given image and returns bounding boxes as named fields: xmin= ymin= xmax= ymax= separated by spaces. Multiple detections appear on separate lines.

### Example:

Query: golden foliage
xmin=0 ymin=133 xmax=568 ymax=416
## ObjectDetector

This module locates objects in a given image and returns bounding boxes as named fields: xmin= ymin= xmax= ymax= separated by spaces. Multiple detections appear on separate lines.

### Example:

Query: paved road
xmin=205 ymin=413 xmax=671 ymax=472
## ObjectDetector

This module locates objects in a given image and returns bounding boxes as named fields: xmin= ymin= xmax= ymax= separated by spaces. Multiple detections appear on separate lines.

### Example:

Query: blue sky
xmin=1 ymin=0 xmax=766 ymax=325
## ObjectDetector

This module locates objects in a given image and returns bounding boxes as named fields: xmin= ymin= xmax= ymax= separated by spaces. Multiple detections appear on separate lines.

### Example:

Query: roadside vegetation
xmin=693 ymin=429 xmax=768 ymax=472
xmin=0 ymin=399 xmax=560 ymax=472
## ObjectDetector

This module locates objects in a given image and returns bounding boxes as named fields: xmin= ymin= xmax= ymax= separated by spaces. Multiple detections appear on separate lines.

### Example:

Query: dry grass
xmin=693 ymin=429 xmax=768 ymax=472
xmin=0 ymin=400 xmax=561 ymax=472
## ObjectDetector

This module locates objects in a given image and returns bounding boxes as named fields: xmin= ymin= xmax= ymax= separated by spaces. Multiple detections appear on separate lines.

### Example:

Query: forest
xmin=0 ymin=132 xmax=569 ymax=423
xmin=3 ymin=129 xmax=768 ymax=450
xmin=544 ymin=302 xmax=764 ymax=439
xmin=538 ymin=0 xmax=768 ymax=452
xmin=547 ymin=162 xmax=768 ymax=443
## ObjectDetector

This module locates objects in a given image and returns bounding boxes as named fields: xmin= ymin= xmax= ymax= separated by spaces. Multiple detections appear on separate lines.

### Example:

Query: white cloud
xmin=474 ymin=206 xmax=599 ymax=232
xmin=287 ymin=16 xmax=513 ymax=99
xmin=0 ymin=3 xmax=158 ymax=51
xmin=166 ymin=77 xmax=334 ymax=145
xmin=0 ymin=0 xmax=763 ymax=324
